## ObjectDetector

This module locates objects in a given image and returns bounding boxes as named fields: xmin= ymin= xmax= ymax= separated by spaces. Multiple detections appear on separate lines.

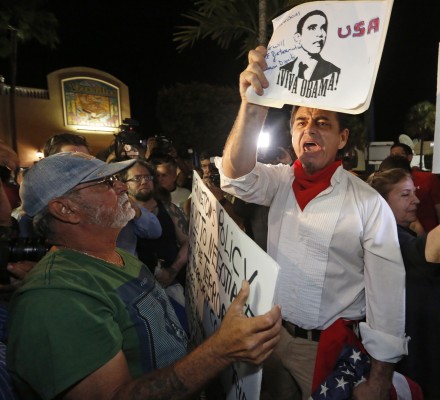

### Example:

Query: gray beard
xmin=83 ymin=194 xmax=135 ymax=228
xmin=112 ymin=194 xmax=136 ymax=227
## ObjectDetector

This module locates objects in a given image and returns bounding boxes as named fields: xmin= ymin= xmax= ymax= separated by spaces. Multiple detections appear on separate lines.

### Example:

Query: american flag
xmin=311 ymin=345 xmax=370 ymax=399
xmin=310 ymin=345 xmax=423 ymax=400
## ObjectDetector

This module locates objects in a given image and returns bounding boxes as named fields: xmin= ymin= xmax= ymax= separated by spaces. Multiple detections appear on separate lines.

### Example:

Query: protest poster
xmin=186 ymin=172 xmax=279 ymax=400
xmin=246 ymin=0 xmax=394 ymax=114
xmin=432 ymin=43 xmax=440 ymax=173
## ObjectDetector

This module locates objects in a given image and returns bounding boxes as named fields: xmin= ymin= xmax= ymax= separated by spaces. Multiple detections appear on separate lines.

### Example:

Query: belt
xmin=282 ymin=320 xmax=321 ymax=342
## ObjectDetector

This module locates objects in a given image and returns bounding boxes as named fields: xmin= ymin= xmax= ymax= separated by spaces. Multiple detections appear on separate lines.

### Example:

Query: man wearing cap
xmin=7 ymin=152 xmax=281 ymax=400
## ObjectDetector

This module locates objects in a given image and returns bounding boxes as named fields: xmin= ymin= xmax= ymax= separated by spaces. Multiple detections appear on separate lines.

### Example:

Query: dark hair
xmin=151 ymin=155 xmax=178 ymax=173
xmin=390 ymin=143 xmax=413 ymax=157
xmin=379 ymin=155 xmax=412 ymax=173
xmin=199 ymin=150 xmax=211 ymax=162
xmin=33 ymin=206 xmax=55 ymax=240
xmin=367 ymin=168 xmax=412 ymax=201
xmin=119 ymin=159 xmax=172 ymax=203
xmin=43 ymin=133 xmax=89 ymax=157
xmin=297 ymin=10 xmax=328 ymax=35
xmin=118 ymin=159 xmax=156 ymax=182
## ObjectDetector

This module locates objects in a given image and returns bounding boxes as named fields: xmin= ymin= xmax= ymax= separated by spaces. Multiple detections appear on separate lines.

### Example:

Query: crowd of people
xmin=0 ymin=44 xmax=439 ymax=400
xmin=0 ymin=138 xmax=281 ymax=399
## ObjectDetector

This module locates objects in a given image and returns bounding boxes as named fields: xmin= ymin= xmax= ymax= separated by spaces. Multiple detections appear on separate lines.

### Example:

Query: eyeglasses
xmin=125 ymin=175 xmax=154 ymax=183
xmin=71 ymin=175 xmax=120 ymax=192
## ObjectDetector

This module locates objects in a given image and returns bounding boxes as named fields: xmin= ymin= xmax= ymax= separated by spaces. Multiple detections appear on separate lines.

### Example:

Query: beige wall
xmin=0 ymin=67 xmax=131 ymax=167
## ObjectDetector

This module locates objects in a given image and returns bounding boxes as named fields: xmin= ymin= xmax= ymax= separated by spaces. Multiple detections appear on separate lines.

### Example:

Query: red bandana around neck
xmin=292 ymin=159 xmax=341 ymax=211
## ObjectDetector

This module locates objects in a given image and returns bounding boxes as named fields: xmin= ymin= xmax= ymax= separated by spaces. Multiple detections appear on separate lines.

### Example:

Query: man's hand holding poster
xmin=246 ymin=0 xmax=394 ymax=114
xmin=187 ymin=172 xmax=279 ymax=400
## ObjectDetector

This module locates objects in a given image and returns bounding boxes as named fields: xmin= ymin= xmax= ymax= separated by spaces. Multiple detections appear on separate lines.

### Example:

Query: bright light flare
xmin=257 ymin=131 xmax=270 ymax=149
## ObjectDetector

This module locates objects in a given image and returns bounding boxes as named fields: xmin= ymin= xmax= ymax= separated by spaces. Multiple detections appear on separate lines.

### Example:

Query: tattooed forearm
xmin=115 ymin=366 xmax=194 ymax=400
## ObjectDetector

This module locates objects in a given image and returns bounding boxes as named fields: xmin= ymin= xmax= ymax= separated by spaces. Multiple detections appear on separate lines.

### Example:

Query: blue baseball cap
xmin=20 ymin=152 xmax=136 ymax=216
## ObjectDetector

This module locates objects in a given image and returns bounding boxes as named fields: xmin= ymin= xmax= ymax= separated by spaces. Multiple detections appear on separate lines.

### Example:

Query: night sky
xmin=1 ymin=0 xmax=439 ymax=143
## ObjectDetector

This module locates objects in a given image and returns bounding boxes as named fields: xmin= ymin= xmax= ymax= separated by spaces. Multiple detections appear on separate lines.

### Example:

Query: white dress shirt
xmin=216 ymin=158 xmax=408 ymax=363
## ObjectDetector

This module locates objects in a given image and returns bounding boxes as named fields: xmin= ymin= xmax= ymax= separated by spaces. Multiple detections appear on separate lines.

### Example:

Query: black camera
xmin=210 ymin=172 xmax=221 ymax=187
xmin=114 ymin=118 xmax=145 ymax=160
xmin=154 ymin=135 xmax=173 ymax=154
xmin=0 ymin=238 xmax=51 ymax=284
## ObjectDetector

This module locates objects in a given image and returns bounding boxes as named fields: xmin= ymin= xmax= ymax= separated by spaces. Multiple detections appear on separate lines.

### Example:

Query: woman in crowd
xmin=368 ymin=168 xmax=440 ymax=399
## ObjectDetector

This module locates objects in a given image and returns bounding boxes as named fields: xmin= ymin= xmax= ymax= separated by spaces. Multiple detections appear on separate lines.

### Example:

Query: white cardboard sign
xmin=186 ymin=173 xmax=279 ymax=399
xmin=246 ymin=0 xmax=394 ymax=114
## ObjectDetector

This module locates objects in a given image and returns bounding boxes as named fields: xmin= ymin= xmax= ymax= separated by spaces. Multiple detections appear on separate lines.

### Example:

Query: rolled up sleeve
xmin=361 ymin=195 xmax=409 ymax=362
xmin=215 ymin=157 xmax=288 ymax=206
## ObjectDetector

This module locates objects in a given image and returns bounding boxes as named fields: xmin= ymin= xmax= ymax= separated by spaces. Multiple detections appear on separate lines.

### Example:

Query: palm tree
xmin=174 ymin=0 xmax=310 ymax=57
xmin=0 ymin=0 xmax=59 ymax=154
xmin=258 ymin=0 xmax=267 ymax=46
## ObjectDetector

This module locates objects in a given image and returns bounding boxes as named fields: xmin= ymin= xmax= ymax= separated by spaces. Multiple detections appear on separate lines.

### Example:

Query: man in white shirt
xmin=155 ymin=157 xmax=191 ymax=211
xmin=217 ymin=46 xmax=408 ymax=400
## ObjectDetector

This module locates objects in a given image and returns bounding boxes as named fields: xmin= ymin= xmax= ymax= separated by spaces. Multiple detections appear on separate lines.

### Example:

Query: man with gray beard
xmin=7 ymin=152 xmax=282 ymax=400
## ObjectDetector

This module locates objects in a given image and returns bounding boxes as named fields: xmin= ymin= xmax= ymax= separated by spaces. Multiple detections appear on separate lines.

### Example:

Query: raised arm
xmin=222 ymin=46 xmax=270 ymax=179
xmin=63 ymin=281 xmax=281 ymax=400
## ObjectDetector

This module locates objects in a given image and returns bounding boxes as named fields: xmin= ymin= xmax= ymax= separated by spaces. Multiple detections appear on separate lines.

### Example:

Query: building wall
xmin=0 ymin=66 xmax=131 ymax=167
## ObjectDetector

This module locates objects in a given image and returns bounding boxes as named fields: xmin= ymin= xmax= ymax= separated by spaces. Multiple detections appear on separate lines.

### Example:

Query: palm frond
xmin=174 ymin=0 xmax=317 ymax=57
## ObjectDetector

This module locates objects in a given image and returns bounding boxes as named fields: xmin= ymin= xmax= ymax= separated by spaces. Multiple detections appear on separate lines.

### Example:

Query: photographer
xmin=0 ymin=142 xmax=35 ymax=292
xmin=145 ymin=135 xmax=170 ymax=161
xmin=103 ymin=119 xmax=146 ymax=162
xmin=146 ymin=136 xmax=194 ymax=189
xmin=0 ymin=141 xmax=22 ymax=398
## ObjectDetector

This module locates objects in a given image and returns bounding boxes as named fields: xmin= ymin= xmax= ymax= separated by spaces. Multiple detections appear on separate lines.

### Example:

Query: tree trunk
xmin=258 ymin=0 xmax=267 ymax=46
xmin=9 ymin=27 xmax=18 ymax=154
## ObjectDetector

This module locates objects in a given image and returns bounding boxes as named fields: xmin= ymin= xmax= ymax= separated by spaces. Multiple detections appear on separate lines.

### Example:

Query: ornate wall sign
xmin=62 ymin=77 xmax=120 ymax=130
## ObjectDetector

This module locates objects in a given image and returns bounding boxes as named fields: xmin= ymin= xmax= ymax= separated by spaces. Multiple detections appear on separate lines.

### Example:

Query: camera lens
xmin=8 ymin=238 xmax=51 ymax=263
